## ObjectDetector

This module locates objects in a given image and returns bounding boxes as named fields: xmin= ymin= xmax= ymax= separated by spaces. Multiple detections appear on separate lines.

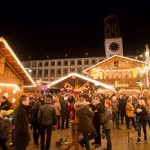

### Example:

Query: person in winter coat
xmin=125 ymin=97 xmax=136 ymax=130
xmin=60 ymin=96 xmax=69 ymax=129
xmin=0 ymin=110 xmax=8 ymax=150
xmin=135 ymin=99 xmax=147 ymax=143
xmin=13 ymin=95 xmax=30 ymax=150
xmin=90 ymin=96 xmax=103 ymax=148
xmin=68 ymin=97 xmax=75 ymax=142
xmin=118 ymin=95 xmax=127 ymax=124
xmin=30 ymin=101 xmax=41 ymax=145
xmin=53 ymin=96 xmax=61 ymax=129
xmin=38 ymin=96 xmax=57 ymax=150
xmin=101 ymin=99 xmax=113 ymax=150
xmin=75 ymin=95 xmax=96 ymax=150
xmin=111 ymin=96 xmax=119 ymax=129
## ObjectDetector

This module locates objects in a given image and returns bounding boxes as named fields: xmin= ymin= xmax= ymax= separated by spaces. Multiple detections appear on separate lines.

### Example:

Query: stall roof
xmin=0 ymin=37 xmax=36 ymax=86
xmin=48 ymin=73 xmax=114 ymax=90
xmin=84 ymin=55 xmax=147 ymax=73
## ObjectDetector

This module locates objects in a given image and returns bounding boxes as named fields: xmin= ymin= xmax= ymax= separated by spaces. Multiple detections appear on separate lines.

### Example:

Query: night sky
xmin=0 ymin=1 xmax=150 ymax=60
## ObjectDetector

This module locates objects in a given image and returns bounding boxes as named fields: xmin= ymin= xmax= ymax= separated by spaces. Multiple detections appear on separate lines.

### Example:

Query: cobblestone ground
xmin=5 ymin=124 xmax=150 ymax=150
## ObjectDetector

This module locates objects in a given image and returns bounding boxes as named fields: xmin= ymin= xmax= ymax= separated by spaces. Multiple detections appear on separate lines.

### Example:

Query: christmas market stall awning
xmin=0 ymin=37 xmax=36 ymax=86
xmin=48 ymin=73 xmax=114 ymax=90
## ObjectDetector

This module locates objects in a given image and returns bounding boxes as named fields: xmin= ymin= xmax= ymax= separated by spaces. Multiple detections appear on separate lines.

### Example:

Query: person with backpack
xmin=38 ymin=96 xmax=57 ymax=150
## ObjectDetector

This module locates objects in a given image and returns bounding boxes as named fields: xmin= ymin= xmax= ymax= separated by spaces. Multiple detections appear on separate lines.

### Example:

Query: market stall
xmin=0 ymin=37 xmax=36 ymax=108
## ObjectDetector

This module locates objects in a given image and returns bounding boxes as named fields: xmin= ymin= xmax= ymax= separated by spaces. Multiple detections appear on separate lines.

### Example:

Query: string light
xmin=48 ymin=73 xmax=114 ymax=90
xmin=0 ymin=83 xmax=20 ymax=91
xmin=84 ymin=55 xmax=146 ymax=73
xmin=0 ymin=37 xmax=36 ymax=87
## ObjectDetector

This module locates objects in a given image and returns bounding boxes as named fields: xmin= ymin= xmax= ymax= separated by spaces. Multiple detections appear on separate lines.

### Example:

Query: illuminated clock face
xmin=109 ymin=42 xmax=120 ymax=52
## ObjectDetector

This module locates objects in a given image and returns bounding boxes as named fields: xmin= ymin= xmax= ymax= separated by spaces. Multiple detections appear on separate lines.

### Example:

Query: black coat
xmin=30 ymin=109 xmax=39 ymax=128
xmin=61 ymin=100 xmax=69 ymax=119
xmin=13 ymin=105 xmax=30 ymax=148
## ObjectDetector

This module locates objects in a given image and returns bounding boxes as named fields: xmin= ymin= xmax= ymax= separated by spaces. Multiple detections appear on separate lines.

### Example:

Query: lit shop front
xmin=0 ymin=37 xmax=36 ymax=107
xmin=84 ymin=55 xmax=148 ymax=92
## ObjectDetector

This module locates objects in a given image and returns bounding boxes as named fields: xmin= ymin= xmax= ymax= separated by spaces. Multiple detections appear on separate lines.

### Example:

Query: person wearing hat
xmin=38 ymin=96 xmax=57 ymax=150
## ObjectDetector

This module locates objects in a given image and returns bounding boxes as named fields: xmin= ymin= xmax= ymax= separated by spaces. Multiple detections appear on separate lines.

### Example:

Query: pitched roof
xmin=0 ymin=37 xmax=36 ymax=86
xmin=48 ymin=73 xmax=114 ymax=90
xmin=84 ymin=55 xmax=146 ymax=73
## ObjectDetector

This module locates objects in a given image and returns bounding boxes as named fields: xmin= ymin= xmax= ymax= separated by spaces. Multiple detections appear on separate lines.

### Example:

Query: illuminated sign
xmin=115 ymin=82 xmax=129 ymax=88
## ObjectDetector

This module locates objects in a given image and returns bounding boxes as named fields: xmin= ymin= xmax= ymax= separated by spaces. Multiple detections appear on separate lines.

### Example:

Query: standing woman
xmin=30 ymin=101 xmax=41 ymax=145
xmin=101 ymin=99 xmax=113 ymax=150
xmin=125 ymin=97 xmax=136 ymax=130
xmin=53 ymin=96 xmax=61 ymax=129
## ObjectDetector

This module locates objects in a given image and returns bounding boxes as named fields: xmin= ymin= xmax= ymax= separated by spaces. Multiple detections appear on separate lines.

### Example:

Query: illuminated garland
xmin=63 ymin=82 xmax=92 ymax=94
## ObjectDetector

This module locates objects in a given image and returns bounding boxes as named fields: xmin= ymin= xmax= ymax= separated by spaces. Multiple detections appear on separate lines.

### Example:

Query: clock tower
xmin=104 ymin=15 xmax=123 ymax=58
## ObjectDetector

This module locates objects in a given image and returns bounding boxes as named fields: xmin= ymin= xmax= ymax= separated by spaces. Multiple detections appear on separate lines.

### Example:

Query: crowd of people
xmin=0 ymin=92 xmax=150 ymax=150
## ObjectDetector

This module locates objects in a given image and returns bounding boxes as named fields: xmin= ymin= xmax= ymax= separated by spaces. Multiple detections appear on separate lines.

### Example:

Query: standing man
xmin=60 ymin=96 xmax=69 ymax=129
xmin=38 ymin=96 xmax=57 ymax=150
xmin=13 ymin=95 xmax=30 ymax=150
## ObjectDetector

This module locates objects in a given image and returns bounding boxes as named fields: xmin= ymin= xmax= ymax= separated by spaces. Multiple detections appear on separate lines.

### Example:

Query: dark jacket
xmin=0 ymin=118 xmax=8 ymax=139
xmin=75 ymin=101 xmax=96 ymax=134
xmin=30 ymin=109 xmax=39 ymax=128
xmin=90 ymin=103 xmax=103 ymax=126
xmin=13 ymin=105 xmax=30 ymax=148
xmin=38 ymin=104 xmax=57 ymax=126
xmin=60 ymin=100 xmax=69 ymax=119
xmin=135 ymin=104 xmax=147 ymax=121
xmin=118 ymin=98 xmax=127 ymax=114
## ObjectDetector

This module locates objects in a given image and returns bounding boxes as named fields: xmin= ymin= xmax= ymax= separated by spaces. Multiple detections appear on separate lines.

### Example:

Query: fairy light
xmin=0 ymin=83 xmax=20 ymax=91
xmin=48 ymin=73 xmax=114 ymax=90
xmin=0 ymin=37 xmax=36 ymax=87
xmin=84 ymin=55 xmax=146 ymax=74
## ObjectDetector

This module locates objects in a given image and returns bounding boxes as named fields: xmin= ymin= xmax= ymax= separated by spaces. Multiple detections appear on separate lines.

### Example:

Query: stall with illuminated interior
xmin=48 ymin=73 xmax=114 ymax=149
xmin=0 ymin=37 xmax=36 ymax=107
xmin=84 ymin=55 xmax=148 ymax=92
xmin=48 ymin=72 xmax=114 ymax=93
